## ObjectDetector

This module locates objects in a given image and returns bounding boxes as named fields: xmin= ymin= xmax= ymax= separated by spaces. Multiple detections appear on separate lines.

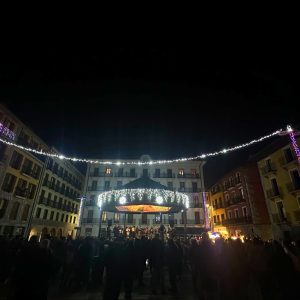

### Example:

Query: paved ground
xmin=48 ymin=269 xmax=196 ymax=300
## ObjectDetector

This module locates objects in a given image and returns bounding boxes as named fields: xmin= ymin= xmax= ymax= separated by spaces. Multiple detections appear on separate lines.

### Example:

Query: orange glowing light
xmin=116 ymin=204 xmax=171 ymax=213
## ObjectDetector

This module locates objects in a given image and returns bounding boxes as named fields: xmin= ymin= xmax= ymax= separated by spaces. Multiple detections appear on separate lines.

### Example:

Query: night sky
xmin=0 ymin=48 xmax=298 ymax=187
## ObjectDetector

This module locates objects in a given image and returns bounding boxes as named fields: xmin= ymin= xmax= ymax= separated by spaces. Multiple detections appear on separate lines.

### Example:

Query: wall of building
xmin=257 ymin=138 xmax=300 ymax=240
xmin=79 ymin=158 xmax=206 ymax=237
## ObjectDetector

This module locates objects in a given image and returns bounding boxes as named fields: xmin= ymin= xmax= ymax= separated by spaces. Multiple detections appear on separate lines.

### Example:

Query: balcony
xmin=225 ymin=196 xmax=246 ymax=207
xmin=21 ymin=166 xmax=39 ymax=179
xmin=85 ymin=200 xmax=96 ymax=206
xmin=222 ymin=216 xmax=252 ymax=225
xmin=177 ymin=173 xmax=200 ymax=179
xmin=266 ymin=188 xmax=282 ymax=200
xmin=87 ymin=186 xmax=112 ymax=192
xmin=114 ymin=172 xmax=137 ymax=178
xmin=286 ymin=182 xmax=300 ymax=195
xmin=179 ymin=219 xmax=204 ymax=225
xmin=178 ymin=188 xmax=202 ymax=193
xmin=90 ymin=171 xmax=113 ymax=177
xmin=261 ymin=163 xmax=277 ymax=177
xmin=213 ymin=203 xmax=225 ymax=210
xmin=211 ymin=186 xmax=224 ymax=195
xmin=15 ymin=187 xmax=34 ymax=199
xmin=42 ymin=180 xmax=55 ymax=190
xmin=153 ymin=173 xmax=175 ymax=178
xmin=279 ymin=155 xmax=298 ymax=169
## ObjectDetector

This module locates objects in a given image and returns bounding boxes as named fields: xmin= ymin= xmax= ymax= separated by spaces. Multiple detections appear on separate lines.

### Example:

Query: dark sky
xmin=0 ymin=48 xmax=298 ymax=187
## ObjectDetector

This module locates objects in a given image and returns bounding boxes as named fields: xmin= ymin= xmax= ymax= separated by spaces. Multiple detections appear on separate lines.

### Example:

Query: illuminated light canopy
xmin=0 ymin=127 xmax=285 ymax=165
xmin=97 ymin=188 xmax=189 ymax=213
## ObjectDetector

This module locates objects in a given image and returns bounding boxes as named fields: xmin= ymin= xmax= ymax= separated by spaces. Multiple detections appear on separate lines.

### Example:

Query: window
xmin=191 ymin=169 xmax=197 ymax=176
xmin=9 ymin=151 xmax=23 ymax=170
xmin=179 ymin=182 xmax=185 ymax=191
xmin=36 ymin=207 xmax=41 ymax=218
xmin=234 ymin=209 xmax=239 ymax=218
xmin=290 ymin=169 xmax=300 ymax=189
xmin=195 ymin=212 xmax=200 ymax=224
xmin=0 ymin=199 xmax=8 ymax=218
xmin=167 ymin=169 xmax=172 ymax=177
xmin=276 ymin=201 xmax=286 ymax=221
xmin=242 ymin=206 xmax=247 ymax=217
xmin=217 ymin=215 xmax=220 ymax=222
xmin=271 ymin=178 xmax=280 ymax=195
xmin=117 ymin=168 xmax=123 ymax=176
xmin=117 ymin=181 xmax=122 ymax=188
xmin=73 ymin=217 xmax=76 ymax=224
xmin=239 ymin=188 xmax=245 ymax=199
xmin=50 ymin=211 xmax=54 ymax=220
xmin=104 ymin=181 xmax=110 ymax=191
xmin=143 ymin=169 xmax=148 ymax=177
xmin=56 ymin=212 xmax=59 ymax=221
xmin=21 ymin=158 xmax=33 ymax=175
xmin=9 ymin=202 xmax=20 ymax=220
xmin=93 ymin=168 xmax=99 ymax=176
xmin=15 ymin=178 xmax=27 ymax=197
xmin=193 ymin=196 xmax=199 ymax=207
xmin=228 ymin=211 xmax=232 ymax=219
xmin=221 ymin=214 xmax=225 ymax=220
xmin=61 ymin=214 xmax=65 ymax=222
xmin=130 ymin=168 xmax=135 ymax=177
xmin=65 ymin=215 xmax=68 ymax=222
xmin=88 ymin=210 xmax=93 ymax=219
xmin=192 ymin=182 xmax=198 ymax=193
xmin=213 ymin=215 xmax=217 ymax=223
xmin=127 ymin=214 xmax=133 ymax=224
xmin=21 ymin=204 xmax=30 ymax=221
xmin=27 ymin=183 xmax=36 ymax=199
xmin=284 ymin=148 xmax=294 ymax=163
xmin=43 ymin=209 xmax=48 ymax=220
xmin=179 ymin=169 xmax=184 ymax=176
xmin=298 ymin=197 xmax=300 ymax=208
xmin=155 ymin=168 xmax=160 ymax=177
xmin=105 ymin=167 xmax=112 ymax=175
xmin=167 ymin=182 xmax=173 ymax=190
xmin=85 ymin=228 xmax=92 ymax=235
xmin=1 ymin=173 xmax=17 ymax=193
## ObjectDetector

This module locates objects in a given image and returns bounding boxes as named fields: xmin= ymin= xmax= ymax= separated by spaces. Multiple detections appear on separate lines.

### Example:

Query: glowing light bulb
xmin=156 ymin=196 xmax=163 ymax=204
xmin=119 ymin=196 xmax=126 ymax=205
xmin=59 ymin=155 xmax=65 ymax=160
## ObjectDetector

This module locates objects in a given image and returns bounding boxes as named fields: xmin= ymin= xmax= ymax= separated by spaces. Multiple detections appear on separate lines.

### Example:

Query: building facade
xmin=79 ymin=156 xmax=206 ymax=237
xmin=29 ymin=153 xmax=84 ymax=239
xmin=0 ymin=103 xmax=84 ymax=238
xmin=257 ymin=136 xmax=300 ymax=240
xmin=208 ymin=163 xmax=271 ymax=240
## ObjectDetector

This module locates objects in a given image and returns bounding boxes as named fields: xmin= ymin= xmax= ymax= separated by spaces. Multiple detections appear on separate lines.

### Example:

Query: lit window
xmin=179 ymin=169 xmax=184 ymax=176
xmin=242 ymin=206 xmax=247 ymax=216
xmin=228 ymin=211 xmax=232 ymax=219
xmin=191 ymin=169 xmax=196 ymax=176
xmin=106 ymin=168 xmax=112 ymax=174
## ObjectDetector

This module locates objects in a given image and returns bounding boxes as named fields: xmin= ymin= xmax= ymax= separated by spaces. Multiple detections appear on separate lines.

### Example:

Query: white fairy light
xmin=0 ymin=127 xmax=285 ymax=165
xmin=119 ymin=196 xmax=127 ymax=205
xmin=156 ymin=195 xmax=163 ymax=204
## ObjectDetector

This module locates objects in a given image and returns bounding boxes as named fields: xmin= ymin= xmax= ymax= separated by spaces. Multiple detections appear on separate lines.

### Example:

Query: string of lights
xmin=0 ymin=126 xmax=290 ymax=165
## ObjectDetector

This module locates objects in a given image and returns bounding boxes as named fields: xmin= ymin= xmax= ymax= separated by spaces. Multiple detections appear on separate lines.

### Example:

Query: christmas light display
xmin=288 ymin=128 xmax=300 ymax=164
xmin=0 ymin=126 xmax=285 ymax=165
xmin=0 ymin=122 xmax=16 ymax=140
xmin=97 ymin=188 xmax=189 ymax=209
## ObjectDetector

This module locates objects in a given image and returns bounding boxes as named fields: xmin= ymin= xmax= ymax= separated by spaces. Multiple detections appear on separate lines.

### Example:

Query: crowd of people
xmin=0 ymin=232 xmax=300 ymax=300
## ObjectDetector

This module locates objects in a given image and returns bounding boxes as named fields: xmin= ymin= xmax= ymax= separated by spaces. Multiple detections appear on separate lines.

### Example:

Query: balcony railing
xmin=266 ymin=188 xmax=282 ymax=199
xmin=286 ymin=182 xmax=300 ymax=194
xmin=153 ymin=173 xmax=176 ymax=178
xmin=39 ymin=196 xmax=78 ymax=213
xmin=213 ymin=203 xmax=225 ymax=209
xmin=222 ymin=216 xmax=252 ymax=225
xmin=177 ymin=173 xmax=200 ymax=179
xmin=15 ymin=187 xmax=34 ymax=199
xmin=179 ymin=219 xmax=204 ymax=225
xmin=21 ymin=166 xmax=40 ymax=179
xmin=261 ymin=163 xmax=277 ymax=176
xmin=225 ymin=196 xmax=246 ymax=207
xmin=90 ymin=172 xmax=113 ymax=177
xmin=88 ymin=186 xmax=112 ymax=192
xmin=114 ymin=172 xmax=137 ymax=178
xmin=178 ymin=188 xmax=201 ymax=193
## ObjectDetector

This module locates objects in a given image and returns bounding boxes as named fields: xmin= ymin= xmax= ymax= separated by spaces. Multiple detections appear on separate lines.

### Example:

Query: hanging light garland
xmin=0 ymin=126 xmax=288 ymax=165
